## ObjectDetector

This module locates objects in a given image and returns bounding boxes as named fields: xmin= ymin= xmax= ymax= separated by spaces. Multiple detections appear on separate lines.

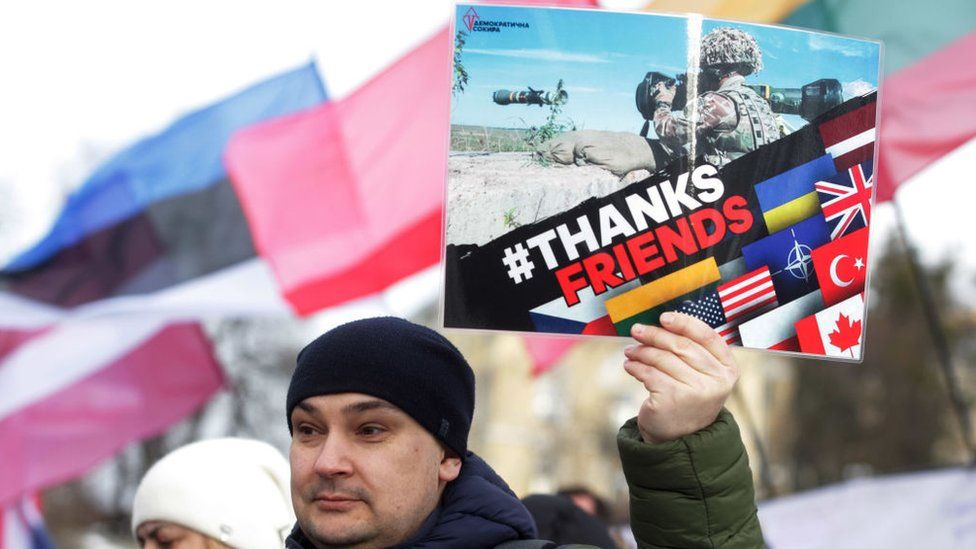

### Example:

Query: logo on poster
xmin=463 ymin=7 xmax=479 ymax=32
xmin=784 ymin=235 xmax=814 ymax=282
xmin=461 ymin=7 xmax=530 ymax=33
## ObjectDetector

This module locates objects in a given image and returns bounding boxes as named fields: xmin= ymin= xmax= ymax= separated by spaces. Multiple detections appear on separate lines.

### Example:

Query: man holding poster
xmin=284 ymin=315 xmax=761 ymax=548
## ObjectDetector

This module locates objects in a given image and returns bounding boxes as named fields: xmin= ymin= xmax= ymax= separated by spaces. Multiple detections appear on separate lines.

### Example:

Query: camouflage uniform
xmin=537 ymin=27 xmax=781 ymax=175
xmin=653 ymin=74 xmax=781 ymax=167
xmin=654 ymin=27 xmax=782 ymax=168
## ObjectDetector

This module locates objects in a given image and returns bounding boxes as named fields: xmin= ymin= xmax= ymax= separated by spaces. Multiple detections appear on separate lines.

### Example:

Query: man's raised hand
xmin=622 ymin=311 xmax=739 ymax=444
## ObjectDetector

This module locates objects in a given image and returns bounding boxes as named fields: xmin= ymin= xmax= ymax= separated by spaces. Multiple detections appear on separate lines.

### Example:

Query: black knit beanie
xmin=286 ymin=317 xmax=475 ymax=459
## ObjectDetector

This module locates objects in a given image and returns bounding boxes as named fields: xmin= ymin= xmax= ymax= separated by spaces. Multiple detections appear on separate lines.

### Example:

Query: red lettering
xmin=612 ymin=243 xmax=637 ymax=281
xmin=626 ymin=231 xmax=665 ymax=275
xmin=655 ymin=217 xmax=699 ymax=263
xmin=723 ymin=195 xmax=754 ymax=234
xmin=582 ymin=252 xmax=625 ymax=295
xmin=555 ymin=262 xmax=588 ymax=306
xmin=689 ymin=207 xmax=726 ymax=249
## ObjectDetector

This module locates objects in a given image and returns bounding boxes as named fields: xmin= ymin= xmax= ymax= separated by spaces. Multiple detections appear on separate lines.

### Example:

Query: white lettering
xmin=526 ymin=229 xmax=560 ymax=269
xmin=556 ymin=215 xmax=599 ymax=261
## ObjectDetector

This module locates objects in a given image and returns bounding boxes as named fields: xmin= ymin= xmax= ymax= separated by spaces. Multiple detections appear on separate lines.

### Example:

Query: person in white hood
xmin=132 ymin=438 xmax=294 ymax=549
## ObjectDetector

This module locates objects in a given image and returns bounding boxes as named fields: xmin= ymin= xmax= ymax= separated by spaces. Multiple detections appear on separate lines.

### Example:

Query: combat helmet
xmin=700 ymin=27 xmax=763 ymax=75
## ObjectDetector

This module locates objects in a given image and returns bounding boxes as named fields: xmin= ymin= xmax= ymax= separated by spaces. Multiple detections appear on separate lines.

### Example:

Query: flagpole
xmin=891 ymin=198 xmax=976 ymax=464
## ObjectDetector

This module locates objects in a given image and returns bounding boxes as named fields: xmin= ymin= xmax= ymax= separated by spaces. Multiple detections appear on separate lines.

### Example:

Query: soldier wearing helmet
xmin=537 ymin=26 xmax=782 ymax=175
xmin=653 ymin=26 xmax=782 ymax=167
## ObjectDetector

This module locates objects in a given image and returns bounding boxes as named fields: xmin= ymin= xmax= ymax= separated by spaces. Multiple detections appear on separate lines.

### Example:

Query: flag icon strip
xmin=674 ymin=289 xmax=740 ymax=345
xmin=531 ymin=277 xmax=641 ymax=334
xmin=825 ymin=128 xmax=874 ymax=159
xmin=611 ymin=283 xmax=719 ymax=337
xmin=818 ymin=101 xmax=876 ymax=172
xmin=795 ymin=293 xmax=866 ymax=359
xmin=718 ymin=266 xmax=778 ymax=322
xmin=718 ymin=257 xmax=747 ymax=283
xmin=754 ymin=154 xmax=837 ymax=213
xmin=816 ymin=161 xmax=873 ymax=241
xmin=738 ymin=290 xmax=824 ymax=350
xmin=741 ymin=215 xmax=831 ymax=305
xmin=810 ymin=227 xmax=869 ymax=306
xmin=763 ymin=191 xmax=822 ymax=235
xmin=581 ymin=315 xmax=616 ymax=336
xmin=769 ymin=336 xmax=800 ymax=352
xmin=604 ymin=257 xmax=721 ymax=323
xmin=794 ymin=314 xmax=826 ymax=355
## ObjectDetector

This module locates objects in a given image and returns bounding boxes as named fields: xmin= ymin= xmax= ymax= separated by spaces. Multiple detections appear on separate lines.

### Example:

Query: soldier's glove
xmin=537 ymin=130 xmax=657 ymax=177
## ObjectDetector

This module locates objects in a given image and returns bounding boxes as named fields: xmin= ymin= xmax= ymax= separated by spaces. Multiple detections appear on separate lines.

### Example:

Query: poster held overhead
xmin=444 ymin=4 xmax=881 ymax=362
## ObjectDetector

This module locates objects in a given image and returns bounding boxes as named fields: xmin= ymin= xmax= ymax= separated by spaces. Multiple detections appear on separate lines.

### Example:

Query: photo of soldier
xmin=537 ymin=27 xmax=781 ymax=176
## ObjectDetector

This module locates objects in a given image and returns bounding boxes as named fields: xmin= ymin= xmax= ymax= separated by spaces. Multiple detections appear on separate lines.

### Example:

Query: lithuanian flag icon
xmin=605 ymin=257 xmax=721 ymax=336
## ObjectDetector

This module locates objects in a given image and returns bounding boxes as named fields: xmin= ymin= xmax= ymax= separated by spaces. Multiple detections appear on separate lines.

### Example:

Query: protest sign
xmin=444 ymin=4 xmax=881 ymax=362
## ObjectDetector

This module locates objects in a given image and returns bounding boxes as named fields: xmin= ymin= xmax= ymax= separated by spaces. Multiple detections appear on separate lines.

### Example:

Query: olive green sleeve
xmin=616 ymin=409 xmax=764 ymax=549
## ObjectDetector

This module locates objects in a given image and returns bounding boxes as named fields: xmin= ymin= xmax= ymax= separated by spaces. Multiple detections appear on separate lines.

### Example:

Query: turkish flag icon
xmin=811 ymin=227 xmax=869 ymax=306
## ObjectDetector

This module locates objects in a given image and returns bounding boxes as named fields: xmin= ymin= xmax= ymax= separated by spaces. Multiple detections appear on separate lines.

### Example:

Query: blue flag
xmin=754 ymin=154 xmax=837 ymax=212
xmin=5 ymin=62 xmax=328 ymax=272
xmin=741 ymin=214 xmax=830 ymax=304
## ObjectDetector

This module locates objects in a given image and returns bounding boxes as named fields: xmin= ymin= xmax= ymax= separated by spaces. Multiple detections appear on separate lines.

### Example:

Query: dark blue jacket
xmin=286 ymin=452 xmax=538 ymax=548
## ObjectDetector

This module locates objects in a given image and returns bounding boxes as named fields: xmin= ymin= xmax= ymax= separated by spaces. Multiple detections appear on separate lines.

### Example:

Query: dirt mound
xmin=447 ymin=152 xmax=646 ymax=246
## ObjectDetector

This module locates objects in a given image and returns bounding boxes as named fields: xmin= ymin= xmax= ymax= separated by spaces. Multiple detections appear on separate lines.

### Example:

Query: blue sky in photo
xmin=452 ymin=5 xmax=881 ymax=133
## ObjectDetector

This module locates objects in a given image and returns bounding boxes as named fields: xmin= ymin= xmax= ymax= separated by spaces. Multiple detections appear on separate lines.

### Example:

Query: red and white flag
xmin=795 ymin=293 xmax=866 ymax=360
xmin=715 ymin=265 xmax=779 ymax=344
xmin=818 ymin=101 xmax=876 ymax=173
xmin=225 ymin=29 xmax=450 ymax=315
xmin=718 ymin=266 xmax=778 ymax=324
xmin=876 ymin=31 xmax=976 ymax=202
xmin=811 ymin=228 xmax=869 ymax=307
xmin=0 ymin=319 xmax=224 ymax=505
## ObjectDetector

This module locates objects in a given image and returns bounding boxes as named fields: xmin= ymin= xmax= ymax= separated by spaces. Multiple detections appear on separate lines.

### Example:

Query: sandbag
xmin=537 ymin=130 xmax=656 ymax=177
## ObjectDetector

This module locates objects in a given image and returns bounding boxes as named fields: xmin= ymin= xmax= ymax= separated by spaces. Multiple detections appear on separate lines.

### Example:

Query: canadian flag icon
xmin=795 ymin=293 xmax=865 ymax=360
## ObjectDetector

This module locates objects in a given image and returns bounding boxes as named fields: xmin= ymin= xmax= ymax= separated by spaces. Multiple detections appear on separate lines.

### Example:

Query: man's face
xmin=289 ymin=393 xmax=462 ymax=549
